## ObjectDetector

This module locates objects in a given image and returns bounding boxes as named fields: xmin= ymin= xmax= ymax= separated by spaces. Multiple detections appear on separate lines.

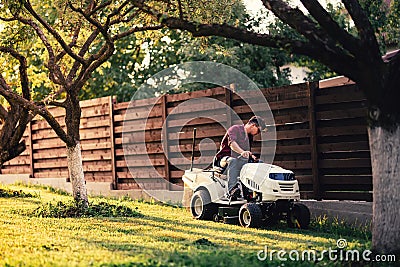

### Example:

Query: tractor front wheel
xmin=239 ymin=203 xmax=262 ymax=228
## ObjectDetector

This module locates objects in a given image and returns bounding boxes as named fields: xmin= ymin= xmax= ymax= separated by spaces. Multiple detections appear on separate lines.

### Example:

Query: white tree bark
xmin=368 ymin=125 xmax=400 ymax=254
xmin=67 ymin=142 xmax=88 ymax=206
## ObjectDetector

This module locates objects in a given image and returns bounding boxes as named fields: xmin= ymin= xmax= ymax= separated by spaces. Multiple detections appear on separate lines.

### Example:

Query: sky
xmin=242 ymin=0 xmax=342 ymax=33
xmin=244 ymin=0 xmax=341 ymax=13
xmin=243 ymin=0 xmax=340 ymax=15
xmin=242 ymin=0 xmax=343 ymax=82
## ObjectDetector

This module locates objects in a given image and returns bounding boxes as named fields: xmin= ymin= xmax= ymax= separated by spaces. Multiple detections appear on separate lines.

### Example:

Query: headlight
xmin=269 ymin=173 xmax=295 ymax=181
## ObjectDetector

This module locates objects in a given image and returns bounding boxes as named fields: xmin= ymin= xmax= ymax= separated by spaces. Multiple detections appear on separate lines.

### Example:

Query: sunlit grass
xmin=0 ymin=184 xmax=372 ymax=266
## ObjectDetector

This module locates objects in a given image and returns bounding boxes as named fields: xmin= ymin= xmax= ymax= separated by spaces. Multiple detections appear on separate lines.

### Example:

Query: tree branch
xmin=109 ymin=4 xmax=139 ymax=25
xmin=68 ymin=2 xmax=110 ymax=42
xmin=0 ymin=140 xmax=26 ymax=166
xmin=112 ymin=24 xmax=164 ymax=40
xmin=162 ymin=17 xmax=307 ymax=52
xmin=47 ymin=100 xmax=67 ymax=108
xmin=385 ymin=50 xmax=400 ymax=111
xmin=0 ymin=105 xmax=8 ymax=121
xmin=0 ymin=80 xmax=73 ymax=146
xmin=0 ymin=75 xmax=17 ymax=105
xmin=56 ymin=23 xmax=82 ymax=62
xmin=0 ymin=72 xmax=31 ymax=159
xmin=159 ymin=15 xmax=362 ymax=83
xmin=114 ymin=9 xmax=141 ymax=24
xmin=89 ymin=0 xmax=112 ymax=16
xmin=259 ymin=0 xmax=364 ymax=81
xmin=300 ymin=0 xmax=362 ymax=56
xmin=341 ymin=0 xmax=382 ymax=62
xmin=262 ymin=0 xmax=349 ymax=57
xmin=0 ymin=47 xmax=32 ymax=148
xmin=108 ymin=0 xmax=130 ymax=20
xmin=37 ymin=99 xmax=67 ymax=108
xmin=66 ymin=29 xmax=101 ymax=84
xmin=74 ymin=44 xmax=115 ymax=91
xmin=17 ymin=17 xmax=68 ymax=86
xmin=0 ymin=47 xmax=30 ymax=100
xmin=177 ymin=0 xmax=184 ymax=20
xmin=41 ymin=87 xmax=66 ymax=104
xmin=9 ymin=110 xmax=32 ymax=151
xmin=0 ymin=15 xmax=17 ymax=22
xmin=23 ymin=0 xmax=87 ymax=66
xmin=135 ymin=0 xmax=360 ymax=78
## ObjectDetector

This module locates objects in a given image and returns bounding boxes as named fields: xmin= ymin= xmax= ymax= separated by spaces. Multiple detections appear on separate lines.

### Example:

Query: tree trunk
xmin=368 ymin=124 xmax=400 ymax=254
xmin=67 ymin=142 xmax=88 ymax=207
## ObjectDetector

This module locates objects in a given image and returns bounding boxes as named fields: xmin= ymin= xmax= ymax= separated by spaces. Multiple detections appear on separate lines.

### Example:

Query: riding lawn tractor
xmin=182 ymin=129 xmax=310 ymax=229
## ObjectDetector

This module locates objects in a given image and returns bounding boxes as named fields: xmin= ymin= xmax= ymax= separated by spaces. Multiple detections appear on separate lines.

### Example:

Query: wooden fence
xmin=1 ymin=82 xmax=372 ymax=201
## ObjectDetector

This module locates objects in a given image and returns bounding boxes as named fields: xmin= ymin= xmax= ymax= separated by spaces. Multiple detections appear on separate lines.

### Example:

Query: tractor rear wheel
xmin=190 ymin=189 xmax=217 ymax=220
xmin=239 ymin=203 xmax=262 ymax=228
xmin=287 ymin=203 xmax=310 ymax=229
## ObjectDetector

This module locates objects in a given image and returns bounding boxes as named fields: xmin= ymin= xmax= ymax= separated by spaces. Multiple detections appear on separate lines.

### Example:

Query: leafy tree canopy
xmin=82 ymin=1 xmax=293 ymax=102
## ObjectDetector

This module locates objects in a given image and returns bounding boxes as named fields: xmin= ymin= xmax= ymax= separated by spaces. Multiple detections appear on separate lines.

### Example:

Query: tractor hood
xmin=240 ymin=163 xmax=293 ymax=182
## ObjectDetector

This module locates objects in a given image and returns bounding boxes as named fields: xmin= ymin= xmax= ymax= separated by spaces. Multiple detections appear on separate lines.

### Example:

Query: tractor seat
xmin=213 ymin=166 xmax=225 ymax=174
xmin=212 ymin=156 xmax=230 ymax=174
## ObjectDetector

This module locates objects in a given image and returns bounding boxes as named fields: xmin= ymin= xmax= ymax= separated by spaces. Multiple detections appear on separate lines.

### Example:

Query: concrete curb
xmin=301 ymin=199 xmax=372 ymax=226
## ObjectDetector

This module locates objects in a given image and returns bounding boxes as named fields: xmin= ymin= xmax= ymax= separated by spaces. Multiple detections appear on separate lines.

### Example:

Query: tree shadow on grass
xmin=73 ymin=216 xmax=374 ymax=267
xmin=8 ymin=194 xmax=369 ymax=250
xmin=142 ymin=213 xmax=368 ymax=245
xmin=72 ymin=213 xmax=346 ymax=254
xmin=0 ymin=194 xmax=43 ymax=212
xmin=76 ymin=229 xmax=363 ymax=267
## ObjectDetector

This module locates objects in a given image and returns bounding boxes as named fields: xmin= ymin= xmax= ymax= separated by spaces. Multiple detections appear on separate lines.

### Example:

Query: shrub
xmin=0 ymin=188 xmax=36 ymax=198
xmin=31 ymin=199 xmax=143 ymax=218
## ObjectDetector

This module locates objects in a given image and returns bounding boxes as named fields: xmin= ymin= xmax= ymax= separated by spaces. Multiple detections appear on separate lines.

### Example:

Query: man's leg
xmin=227 ymin=157 xmax=247 ymax=192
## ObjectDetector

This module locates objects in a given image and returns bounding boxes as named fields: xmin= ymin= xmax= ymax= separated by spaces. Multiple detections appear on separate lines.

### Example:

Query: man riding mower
xmin=182 ymin=116 xmax=310 ymax=228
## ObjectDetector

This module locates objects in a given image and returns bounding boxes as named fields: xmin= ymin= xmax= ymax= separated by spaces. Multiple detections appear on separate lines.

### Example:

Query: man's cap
xmin=248 ymin=116 xmax=267 ymax=132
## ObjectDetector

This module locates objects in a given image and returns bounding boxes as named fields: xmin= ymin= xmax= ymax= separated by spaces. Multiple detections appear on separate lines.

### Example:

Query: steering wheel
xmin=237 ymin=155 xmax=257 ymax=163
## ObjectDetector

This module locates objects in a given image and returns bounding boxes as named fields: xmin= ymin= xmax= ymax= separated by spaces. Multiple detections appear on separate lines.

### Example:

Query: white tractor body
xmin=183 ymin=163 xmax=300 ymax=203
xmin=182 ymin=161 xmax=310 ymax=229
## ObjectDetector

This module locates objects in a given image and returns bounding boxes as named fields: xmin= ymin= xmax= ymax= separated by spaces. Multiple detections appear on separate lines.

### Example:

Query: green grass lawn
xmin=0 ymin=184 xmax=373 ymax=267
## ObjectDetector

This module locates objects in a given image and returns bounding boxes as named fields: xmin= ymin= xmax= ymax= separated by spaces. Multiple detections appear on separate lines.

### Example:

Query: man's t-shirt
xmin=215 ymin=124 xmax=252 ymax=160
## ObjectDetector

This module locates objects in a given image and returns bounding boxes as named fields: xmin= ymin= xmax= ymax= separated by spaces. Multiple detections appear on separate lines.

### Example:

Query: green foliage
xmin=359 ymin=0 xmax=400 ymax=50
xmin=294 ymin=55 xmax=338 ymax=82
xmin=31 ymin=199 xmax=143 ymax=218
xmin=180 ymin=35 xmax=291 ymax=89
xmin=311 ymin=215 xmax=372 ymax=241
xmin=168 ymin=0 xmax=244 ymax=25
xmin=84 ymin=5 xmax=292 ymax=102
xmin=82 ymin=28 xmax=183 ymax=102
xmin=2 ymin=0 xmax=24 ymax=17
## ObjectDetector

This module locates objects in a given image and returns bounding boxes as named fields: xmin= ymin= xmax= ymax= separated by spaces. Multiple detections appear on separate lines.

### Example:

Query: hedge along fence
xmin=1 ymin=83 xmax=372 ymax=201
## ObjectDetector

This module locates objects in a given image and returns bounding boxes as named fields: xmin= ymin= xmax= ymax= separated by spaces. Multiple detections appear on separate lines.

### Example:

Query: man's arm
xmin=230 ymin=141 xmax=256 ymax=160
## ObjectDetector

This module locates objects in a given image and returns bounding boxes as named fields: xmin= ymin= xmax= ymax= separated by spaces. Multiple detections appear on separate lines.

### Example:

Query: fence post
xmin=308 ymin=82 xmax=321 ymax=200
xmin=225 ymin=84 xmax=234 ymax=127
xmin=109 ymin=96 xmax=117 ymax=190
xmin=161 ymin=94 xmax=171 ymax=189
xmin=28 ymin=122 xmax=34 ymax=178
